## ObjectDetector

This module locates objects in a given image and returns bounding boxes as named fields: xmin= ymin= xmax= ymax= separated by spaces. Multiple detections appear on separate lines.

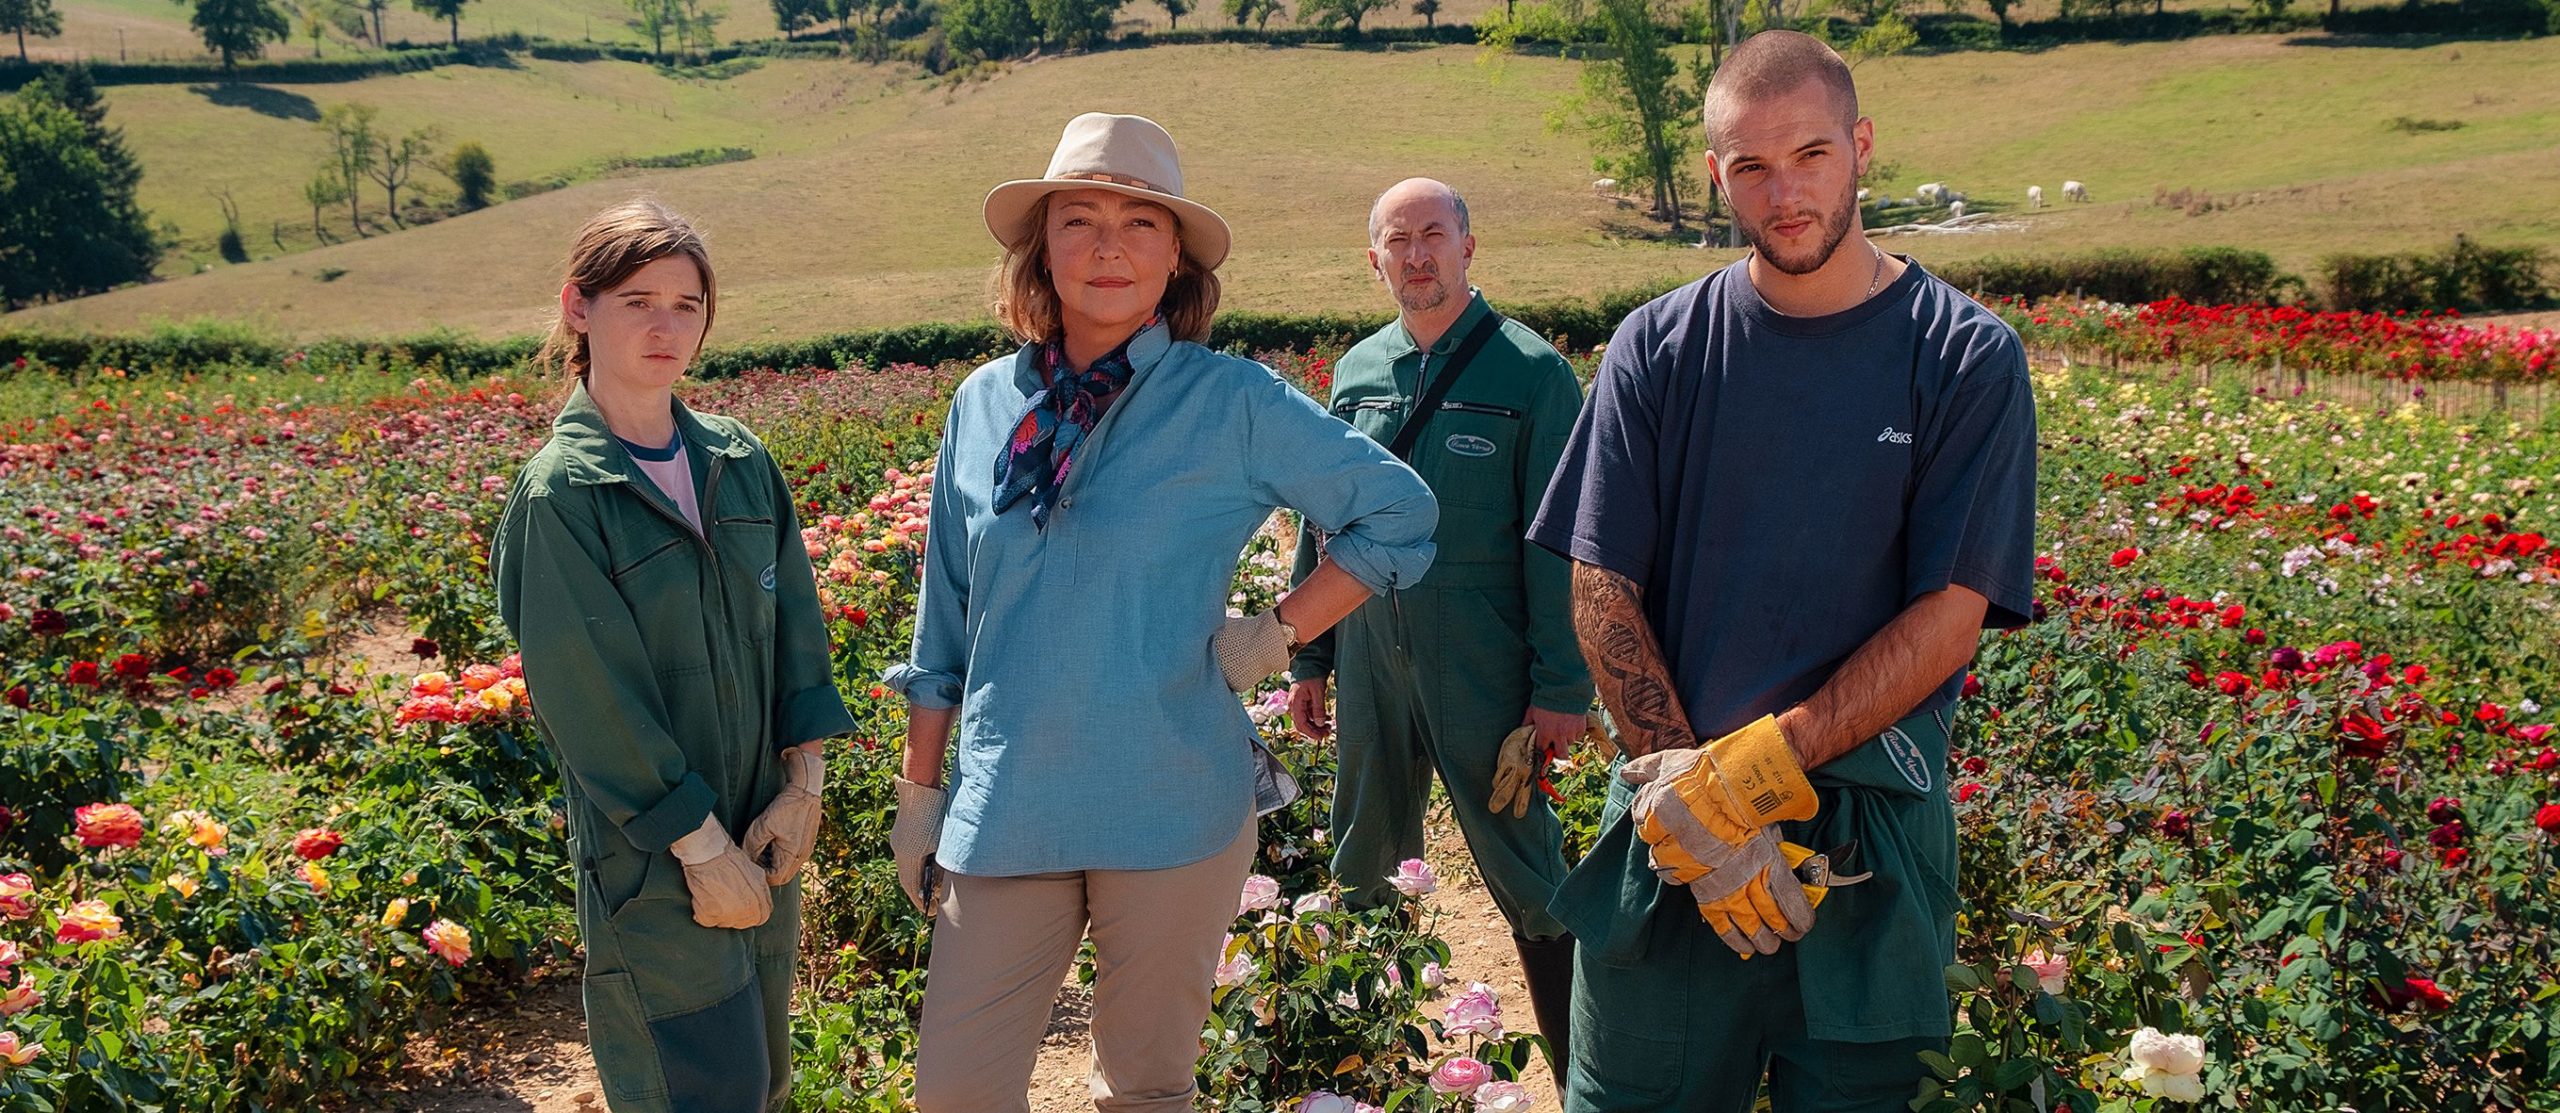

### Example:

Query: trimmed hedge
xmin=0 ymin=48 xmax=483 ymax=92
xmin=13 ymin=243 xmax=2550 ymax=379
xmin=1932 ymin=247 xmax=2299 ymax=306
xmin=2317 ymin=238 xmax=2553 ymax=313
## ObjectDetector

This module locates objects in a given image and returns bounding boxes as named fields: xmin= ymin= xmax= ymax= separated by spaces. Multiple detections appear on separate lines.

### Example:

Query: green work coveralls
xmin=1557 ymin=707 xmax=1960 ymax=1113
xmin=1290 ymin=291 xmax=1593 ymax=938
xmin=493 ymin=382 xmax=854 ymax=1113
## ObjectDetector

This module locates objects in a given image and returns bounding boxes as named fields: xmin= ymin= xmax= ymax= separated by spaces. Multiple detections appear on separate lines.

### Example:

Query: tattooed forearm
xmin=1570 ymin=561 xmax=1693 ymax=759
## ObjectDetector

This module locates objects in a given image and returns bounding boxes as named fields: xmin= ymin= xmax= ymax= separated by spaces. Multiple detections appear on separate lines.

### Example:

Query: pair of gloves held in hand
xmin=1622 ymin=715 xmax=1852 ymax=960
xmin=664 ymin=747 xmax=825 ymax=931
xmin=885 ymin=608 xmax=1300 ymax=918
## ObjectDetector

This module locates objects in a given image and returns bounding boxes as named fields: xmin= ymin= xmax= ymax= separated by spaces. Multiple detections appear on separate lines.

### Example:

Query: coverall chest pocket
xmin=715 ymin=516 xmax=779 ymax=645
xmin=606 ymin=512 xmax=713 ymax=672
xmin=1418 ymin=404 xmax=1520 ymax=512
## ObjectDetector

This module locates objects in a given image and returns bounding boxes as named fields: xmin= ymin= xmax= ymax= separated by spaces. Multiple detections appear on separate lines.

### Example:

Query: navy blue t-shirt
xmin=1527 ymin=257 xmax=2037 ymax=740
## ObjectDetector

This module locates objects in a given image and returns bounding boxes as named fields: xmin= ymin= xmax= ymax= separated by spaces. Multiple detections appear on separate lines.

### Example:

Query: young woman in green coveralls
xmin=492 ymin=200 xmax=855 ymax=1113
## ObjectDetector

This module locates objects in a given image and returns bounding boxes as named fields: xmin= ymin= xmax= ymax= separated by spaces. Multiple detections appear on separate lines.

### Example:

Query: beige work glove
xmin=741 ymin=747 xmax=826 ymax=885
xmin=668 ymin=814 xmax=774 ymax=930
xmin=1487 ymin=725 xmax=1542 ymax=819
xmin=1213 ymin=609 xmax=1294 ymax=693
xmin=890 ymin=776 xmax=948 ymax=916
xmin=1679 ymin=829 xmax=1835 ymax=959
xmin=1585 ymin=711 xmax=1620 ymax=762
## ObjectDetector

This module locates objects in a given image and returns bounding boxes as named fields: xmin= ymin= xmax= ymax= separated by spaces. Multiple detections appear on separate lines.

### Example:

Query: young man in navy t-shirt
xmin=1526 ymin=30 xmax=2040 ymax=1113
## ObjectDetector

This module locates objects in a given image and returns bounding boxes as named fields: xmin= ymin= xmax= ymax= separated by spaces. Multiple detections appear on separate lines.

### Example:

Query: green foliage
xmin=0 ymin=0 xmax=62 ymax=62
xmin=183 ymin=0 xmax=293 ymax=70
xmin=1297 ymin=0 xmax=1390 ymax=31
xmin=409 ymin=0 xmax=473 ymax=45
xmin=2316 ymin=237 xmax=2553 ymax=314
xmin=0 ymin=83 xmax=160 ymax=309
xmin=1545 ymin=0 xmax=1704 ymax=230
xmin=444 ymin=139 xmax=495 ymax=211
xmin=1933 ymin=246 xmax=2300 ymax=306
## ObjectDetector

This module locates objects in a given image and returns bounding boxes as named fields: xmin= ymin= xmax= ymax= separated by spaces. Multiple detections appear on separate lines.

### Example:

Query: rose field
xmin=0 ymin=299 xmax=2556 ymax=1112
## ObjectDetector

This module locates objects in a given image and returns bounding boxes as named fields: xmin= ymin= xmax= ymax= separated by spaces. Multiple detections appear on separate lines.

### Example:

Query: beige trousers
xmin=913 ymin=818 xmax=1257 ymax=1113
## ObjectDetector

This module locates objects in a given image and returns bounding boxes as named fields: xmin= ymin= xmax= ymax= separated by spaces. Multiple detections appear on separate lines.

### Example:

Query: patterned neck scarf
xmin=992 ymin=317 xmax=1159 ymax=531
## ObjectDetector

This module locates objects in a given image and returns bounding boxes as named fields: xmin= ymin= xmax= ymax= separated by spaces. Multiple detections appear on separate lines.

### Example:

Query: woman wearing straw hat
xmin=883 ymin=112 xmax=1441 ymax=1111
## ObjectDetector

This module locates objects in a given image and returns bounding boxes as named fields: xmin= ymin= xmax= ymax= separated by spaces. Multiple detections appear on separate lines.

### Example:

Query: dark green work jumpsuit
xmin=494 ymin=382 xmax=853 ymax=1113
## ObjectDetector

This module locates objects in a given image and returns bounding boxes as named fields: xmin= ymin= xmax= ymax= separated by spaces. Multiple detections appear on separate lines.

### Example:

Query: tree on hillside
xmin=320 ymin=102 xmax=376 ymax=231
xmin=1222 ymin=0 xmax=1281 ymax=26
xmin=1411 ymin=0 xmax=1436 ymax=27
xmin=182 ymin=0 xmax=292 ymax=71
xmin=1298 ymin=0 xmax=1387 ymax=31
xmin=770 ymin=0 xmax=823 ymax=36
xmin=0 ymin=0 xmax=63 ymax=63
xmin=0 ymin=86 xmax=161 ymax=309
xmin=1158 ymin=0 xmax=1186 ymax=29
xmin=366 ymin=125 xmax=435 ymax=225
xmin=1029 ymin=0 xmax=1118 ymax=47
xmin=23 ymin=65 xmax=141 ymax=195
xmin=296 ymin=0 xmax=362 ymax=55
xmin=677 ymin=0 xmax=724 ymax=55
xmin=302 ymin=167 xmax=345 ymax=242
xmin=409 ymin=0 xmax=472 ymax=45
xmin=1549 ymin=0 xmax=1699 ymax=230
xmin=942 ymin=0 xmax=1035 ymax=56
xmin=626 ymin=0 xmax=678 ymax=57
xmin=357 ymin=0 xmax=386 ymax=42
xmin=443 ymin=140 xmax=494 ymax=210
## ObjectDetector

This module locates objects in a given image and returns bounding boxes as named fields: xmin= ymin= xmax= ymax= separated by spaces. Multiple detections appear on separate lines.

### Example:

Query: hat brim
xmin=983 ymin=178 xmax=1232 ymax=272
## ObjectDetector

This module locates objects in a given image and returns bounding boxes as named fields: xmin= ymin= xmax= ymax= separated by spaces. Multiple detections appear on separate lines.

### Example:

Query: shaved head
xmin=1368 ymin=177 xmax=1470 ymax=245
xmin=1704 ymin=30 xmax=1859 ymax=152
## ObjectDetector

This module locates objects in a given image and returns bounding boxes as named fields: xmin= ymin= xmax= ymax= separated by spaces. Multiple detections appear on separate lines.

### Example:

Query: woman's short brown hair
xmin=991 ymin=193 xmax=1221 ymax=347
xmin=536 ymin=198 xmax=718 ymax=381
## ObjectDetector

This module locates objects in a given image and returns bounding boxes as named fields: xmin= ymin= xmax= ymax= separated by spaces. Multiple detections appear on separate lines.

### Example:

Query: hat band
xmin=1057 ymin=171 xmax=1173 ymax=196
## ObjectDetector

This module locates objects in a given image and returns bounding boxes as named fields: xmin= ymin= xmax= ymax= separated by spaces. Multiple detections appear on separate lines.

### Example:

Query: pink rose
xmin=1431 ymin=1056 xmax=1492 ymax=1094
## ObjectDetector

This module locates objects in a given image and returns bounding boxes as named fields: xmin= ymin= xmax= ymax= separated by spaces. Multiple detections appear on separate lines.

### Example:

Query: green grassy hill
xmin=12 ymin=33 xmax=2559 ymax=342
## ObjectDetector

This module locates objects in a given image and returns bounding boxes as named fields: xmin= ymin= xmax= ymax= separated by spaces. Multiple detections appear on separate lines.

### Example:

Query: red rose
xmin=292 ymin=827 xmax=344 ymax=860
xmin=2402 ymin=977 xmax=2453 ymax=1013
xmin=1961 ymin=674 xmax=1982 ymax=699
xmin=410 ymin=637 xmax=440 ymax=660
xmin=1954 ymin=783 xmax=1984 ymax=803
xmin=28 ymin=609 xmax=67 ymax=637
xmin=111 ymin=654 xmax=152 ymax=681
xmin=2158 ymin=810 xmax=2192 ymax=839
xmin=63 ymin=661 xmax=101 ymax=688
xmin=2110 ymin=547 xmax=2141 ymax=568
xmin=2 ymin=687 xmax=25 ymax=710
xmin=2426 ymin=797 xmax=2463 ymax=825
xmin=204 ymin=668 xmax=238 ymax=690
xmin=2534 ymin=804 xmax=2560 ymax=836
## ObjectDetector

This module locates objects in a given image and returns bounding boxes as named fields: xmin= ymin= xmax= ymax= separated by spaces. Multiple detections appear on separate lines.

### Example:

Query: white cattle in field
xmin=1857 ymin=187 xmax=1872 ymax=204
xmin=2064 ymin=180 xmax=2090 ymax=203
xmin=1592 ymin=178 xmax=1618 ymax=194
xmin=1916 ymin=182 xmax=1947 ymax=205
xmin=2027 ymin=185 xmax=2045 ymax=210
xmin=1948 ymin=200 xmax=1967 ymax=220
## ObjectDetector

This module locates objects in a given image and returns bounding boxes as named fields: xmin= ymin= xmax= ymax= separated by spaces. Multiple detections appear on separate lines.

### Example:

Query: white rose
xmin=2129 ymin=1027 xmax=2206 ymax=1076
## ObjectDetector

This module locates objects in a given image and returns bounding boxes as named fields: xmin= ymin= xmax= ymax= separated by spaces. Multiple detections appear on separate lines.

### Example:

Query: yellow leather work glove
xmin=1618 ymin=714 xmax=1818 ymax=886
xmin=1682 ymin=831 xmax=1834 ymax=959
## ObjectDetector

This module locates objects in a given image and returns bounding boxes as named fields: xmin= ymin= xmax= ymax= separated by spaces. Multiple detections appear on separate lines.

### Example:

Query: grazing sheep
xmin=1948 ymin=200 xmax=1967 ymax=220
xmin=1916 ymin=182 xmax=1947 ymax=205
xmin=1856 ymin=187 xmax=1872 ymax=204
xmin=2027 ymin=185 xmax=2045 ymax=210
xmin=1898 ymin=197 xmax=1919 ymax=208
xmin=2064 ymin=180 xmax=2090 ymax=203
xmin=1592 ymin=178 xmax=1618 ymax=194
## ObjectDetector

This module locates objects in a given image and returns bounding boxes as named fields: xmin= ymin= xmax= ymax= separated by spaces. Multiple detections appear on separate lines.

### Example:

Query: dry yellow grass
xmin=13 ymin=33 xmax=2558 ymax=341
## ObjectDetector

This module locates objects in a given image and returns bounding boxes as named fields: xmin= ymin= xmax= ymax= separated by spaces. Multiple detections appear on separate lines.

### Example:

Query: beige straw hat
xmin=983 ymin=112 xmax=1232 ymax=271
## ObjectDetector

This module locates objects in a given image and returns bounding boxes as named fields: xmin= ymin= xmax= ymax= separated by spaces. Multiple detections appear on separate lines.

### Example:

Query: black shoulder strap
xmin=1384 ymin=311 xmax=1505 ymax=461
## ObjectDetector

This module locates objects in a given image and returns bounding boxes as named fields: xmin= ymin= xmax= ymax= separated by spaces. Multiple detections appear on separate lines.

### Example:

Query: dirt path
xmin=409 ymin=801 xmax=1558 ymax=1112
